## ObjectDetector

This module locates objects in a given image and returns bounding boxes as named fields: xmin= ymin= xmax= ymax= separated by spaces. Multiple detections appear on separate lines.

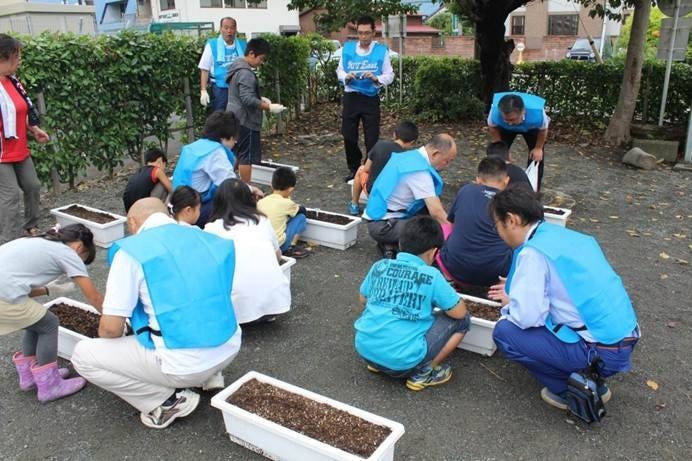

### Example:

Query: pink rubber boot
xmin=30 ymin=361 xmax=86 ymax=402
xmin=12 ymin=352 xmax=69 ymax=391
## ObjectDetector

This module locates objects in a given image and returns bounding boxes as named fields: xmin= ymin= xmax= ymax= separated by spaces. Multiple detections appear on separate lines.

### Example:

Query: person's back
xmin=486 ymin=141 xmax=532 ymax=190
xmin=123 ymin=148 xmax=171 ymax=213
xmin=365 ymin=140 xmax=405 ymax=193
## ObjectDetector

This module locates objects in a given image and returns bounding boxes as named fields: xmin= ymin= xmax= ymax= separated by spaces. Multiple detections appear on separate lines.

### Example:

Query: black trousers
xmin=341 ymin=92 xmax=380 ymax=173
xmin=500 ymin=128 xmax=545 ymax=190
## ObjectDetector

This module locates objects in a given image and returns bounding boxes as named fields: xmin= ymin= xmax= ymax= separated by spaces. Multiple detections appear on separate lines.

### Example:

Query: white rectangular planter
xmin=347 ymin=179 xmax=368 ymax=205
xmin=302 ymin=209 xmax=362 ymax=250
xmin=280 ymin=256 xmax=296 ymax=286
xmin=543 ymin=206 xmax=572 ymax=227
xmin=211 ymin=371 xmax=405 ymax=461
xmin=44 ymin=297 xmax=99 ymax=361
xmin=251 ymin=161 xmax=300 ymax=186
xmin=50 ymin=203 xmax=126 ymax=248
xmin=457 ymin=294 xmax=501 ymax=357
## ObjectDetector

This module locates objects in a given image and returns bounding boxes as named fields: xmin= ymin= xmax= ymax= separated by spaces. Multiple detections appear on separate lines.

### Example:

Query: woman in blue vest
xmin=487 ymin=92 xmax=550 ymax=190
xmin=487 ymin=186 xmax=639 ymax=411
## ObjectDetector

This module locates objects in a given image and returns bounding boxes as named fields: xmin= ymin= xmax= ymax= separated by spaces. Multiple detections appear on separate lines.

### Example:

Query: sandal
xmin=283 ymin=245 xmax=309 ymax=259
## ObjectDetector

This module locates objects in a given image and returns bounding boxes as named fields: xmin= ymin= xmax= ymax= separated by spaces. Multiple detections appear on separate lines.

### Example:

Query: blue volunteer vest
xmin=490 ymin=92 xmax=546 ymax=132
xmin=505 ymin=222 xmax=637 ymax=344
xmin=208 ymin=36 xmax=246 ymax=89
xmin=172 ymin=138 xmax=235 ymax=202
xmin=342 ymin=41 xmax=388 ymax=97
xmin=365 ymin=149 xmax=444 ymax=220
xmin=108 ymin=223 xmax=237 ymax=350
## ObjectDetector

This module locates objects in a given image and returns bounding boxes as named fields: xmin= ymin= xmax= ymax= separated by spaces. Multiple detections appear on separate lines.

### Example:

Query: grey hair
xmin=426 ymin=134 xmax=455 ymax=154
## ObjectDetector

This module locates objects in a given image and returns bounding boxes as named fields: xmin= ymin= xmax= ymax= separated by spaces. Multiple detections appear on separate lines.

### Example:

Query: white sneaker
xmin=201 ymin=371 xmax=225 ymax=391
xmin=140 ymin=389 xmax=200 ymax=429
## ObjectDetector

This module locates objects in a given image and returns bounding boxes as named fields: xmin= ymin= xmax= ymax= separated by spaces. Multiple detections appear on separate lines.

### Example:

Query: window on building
xmin=224 ymin=0 xmax=246 ymax=7
xmin=511 ymin=15 xmax=525 ymax=36
xmin=247 ymin=0 xmax=268 ymax=8
xmin=200 ymin=0 xmax=223 ymax=7
xmin=548 ymin=15 xmax=579 ymax=35
xmin=160 ymin=0 xmax=175 ymax=10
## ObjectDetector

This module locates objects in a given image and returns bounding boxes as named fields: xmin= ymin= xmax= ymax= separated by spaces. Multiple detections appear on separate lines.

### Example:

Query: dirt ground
xmin=1 ymin=103 xmax=691 ymax=460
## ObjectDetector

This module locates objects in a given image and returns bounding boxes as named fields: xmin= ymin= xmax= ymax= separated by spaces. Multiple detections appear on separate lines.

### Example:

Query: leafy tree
xmin=426 ymin=11 xmax=475 ymax=36
xmin=287 ymin=0 xmax=417 ymax=33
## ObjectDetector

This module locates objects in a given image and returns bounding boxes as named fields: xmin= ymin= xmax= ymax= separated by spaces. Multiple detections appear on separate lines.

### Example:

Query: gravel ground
xmin=1 ymin=104 xmax=691 ymax=460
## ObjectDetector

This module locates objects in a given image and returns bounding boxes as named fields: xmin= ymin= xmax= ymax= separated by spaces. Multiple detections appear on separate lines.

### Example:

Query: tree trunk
xmin=604 ymin=0 xmax=651 ymax=144
xmin=476 ymin=16 xmax=514 ymax=107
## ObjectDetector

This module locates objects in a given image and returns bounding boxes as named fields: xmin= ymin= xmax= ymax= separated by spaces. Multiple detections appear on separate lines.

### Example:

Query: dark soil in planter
xmin=61 ymin=205 xmax=117 ymax=224
xmin=259 ymin=161 xmax=278 ymax=168
xmin=279 ymin=258 xmax=288 ymax=266
xmin=465 ymin=300 xmax=501 ymax=321
xmin=544 ymin=207 xmax=566 ymax=216
xmin=306 ymin=209 xmax=354 ymax=226
xmin=228 ymin=379 xmax=391 ymax=458
xmin=49 ymin=303 xmax=100 ymax=338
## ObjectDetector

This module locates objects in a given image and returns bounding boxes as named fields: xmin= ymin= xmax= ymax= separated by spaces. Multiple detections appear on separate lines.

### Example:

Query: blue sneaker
xmin=405 ymin=364 xmax=453 ymax=391
xmin=347 ymin=202 xmax=360 ymax=216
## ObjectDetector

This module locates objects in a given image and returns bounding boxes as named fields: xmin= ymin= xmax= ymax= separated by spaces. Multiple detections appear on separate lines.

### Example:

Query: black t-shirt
xmin=123 ymin=165 xmax=157 ymax=212
xmin=365 ymin=140 xmax=405 ymax=193
xmin=506 ymin=163 xmax=533 ymax=190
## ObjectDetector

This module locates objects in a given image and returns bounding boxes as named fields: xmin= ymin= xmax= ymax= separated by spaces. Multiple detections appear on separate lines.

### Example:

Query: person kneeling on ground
xmin=354 ymin=216 xmax=470 ymax=391
xmin=487 ymin=187 xmax=640 ymax=410
xmin=363 ymin=134 xmax=457 ymax=258
xmin=122 ymin=147 xmax=173 ymax=213
xmin=486 ymin=141 xmax=532 ymax=190
xmin=257 ymin=166 xmax=309 ymax=259
xmin=72 ymin=198 xmax=242 ymax=429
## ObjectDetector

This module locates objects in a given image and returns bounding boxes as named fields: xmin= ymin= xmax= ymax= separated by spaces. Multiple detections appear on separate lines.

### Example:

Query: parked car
xmin=566 ymin=37 xmax=613 ymax=61
xmin=308 ymin=40 xmax=342 ymax=69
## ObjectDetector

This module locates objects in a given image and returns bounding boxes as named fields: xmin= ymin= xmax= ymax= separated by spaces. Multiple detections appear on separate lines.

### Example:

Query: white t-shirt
xmin=198 ymin=41 xmax=239 ymax=73
xmin=102 ymin=213 xmax=241 ymax=375
xmin=205 ymin=216 xmax=291 ymax=324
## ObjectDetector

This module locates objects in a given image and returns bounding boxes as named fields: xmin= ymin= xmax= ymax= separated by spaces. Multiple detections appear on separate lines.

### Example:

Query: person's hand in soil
xmin=488 ymin=277 xmax=509 ymax=305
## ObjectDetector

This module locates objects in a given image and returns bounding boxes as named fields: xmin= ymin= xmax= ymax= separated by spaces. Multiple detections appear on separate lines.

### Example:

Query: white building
xmin=0 ymin=0 xmax=97 ymax=35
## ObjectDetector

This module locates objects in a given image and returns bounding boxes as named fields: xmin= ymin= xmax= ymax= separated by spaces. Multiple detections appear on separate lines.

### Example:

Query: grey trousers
xmin=0 ymin=157 xmax=41 ymax=244
xmin=22 ymin=310 xmax=59 ymax=365
xmin=366 ymin=218 xmax=409 ymax=245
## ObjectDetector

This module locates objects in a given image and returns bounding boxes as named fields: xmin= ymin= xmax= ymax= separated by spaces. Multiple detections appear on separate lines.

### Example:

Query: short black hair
xmin=144 ymin=147 xmax=167 ymax=164
xmin=486 ymin=141 xmax=509 ymax=161
xmin=245 ymin=37 xmax=270 ymax=57
xmin=0 ymin=34 xmax=21 ymax=61
xmin=271 ymin=166 xmax=297 ymax=191
xmin=356 ymin=16 xmax=376 ymax=30
xmin=169 ymin=185 xmax=201 ymax=216
xmin=498 ymin=94 xmax=525 ymax=115
xmin=394 ymin=121 xmax=418 ymax=144
xmin=203 ymin=111 xmax=239 ymax=142
xmin=399 ymin=216 xmax=444 ymax=256
xmin=477 ymin=156 xmax=507 ymax=181
xmin=489 ymin=185 xmax=544 ymax=226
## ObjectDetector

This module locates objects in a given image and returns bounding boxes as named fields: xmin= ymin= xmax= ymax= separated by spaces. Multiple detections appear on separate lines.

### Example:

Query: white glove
xmin=200 ymin=89 xmax=210 ymax=107
xmin=261 ymin=96 xmax=272 ymax=106
xmin=45 ymin=280 xmax=75 ymax=297
xmin=269 ymin=103 xmax=286 ymax=114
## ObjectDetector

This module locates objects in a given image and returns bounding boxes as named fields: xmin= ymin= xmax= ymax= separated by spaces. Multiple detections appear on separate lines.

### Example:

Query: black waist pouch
xmin=565 ymin=357 xmax=606 ymax=423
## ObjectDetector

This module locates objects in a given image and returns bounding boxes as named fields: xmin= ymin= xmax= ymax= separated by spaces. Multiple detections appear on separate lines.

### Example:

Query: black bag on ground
xmin=565 ymin=357 xmax=606 ymax=423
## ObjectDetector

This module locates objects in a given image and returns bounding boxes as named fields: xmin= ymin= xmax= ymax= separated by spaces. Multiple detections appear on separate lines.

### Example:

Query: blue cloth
xmin=210 ymin=83 xmax=229 ymax=112
xmin=172 ymin=138 xmax=235 ymax=203
xmin=490 ymin=92 xmax=545 ymax=133
xmin=354 ymin=252 xmax=460 ymax=371
xmin=342 ymin=41 xmax=388 ymax=97
xmin=208 ymin=36 xmax=246 ymax=89
xmin=440 ymin=183 xmax=512 ymax=286
xmin=365 ymin=149 xmax=443 ymax=220
xmin=505 ymin=222 xmax=638 ymax=344
xmin=280 ymin=213 xmax=307 ymax=252
xmin=108 ymin=224 xmax=237 ymax=350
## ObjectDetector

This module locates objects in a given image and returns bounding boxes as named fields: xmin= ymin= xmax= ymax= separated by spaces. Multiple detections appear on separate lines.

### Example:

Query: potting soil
xmin=61 ymin=205 xmax=117 ymax=224
xmin=306 ymin=210 xmax=354 ymax=226
xmin=49 ymin=303 xmax=100 ymax=338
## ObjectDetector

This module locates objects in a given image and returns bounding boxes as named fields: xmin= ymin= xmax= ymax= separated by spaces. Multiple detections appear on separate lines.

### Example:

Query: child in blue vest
xmin=354 ymin=216 xmax=470 ymax=391
xmin=122 ymin=148 xmax=172 ymax=213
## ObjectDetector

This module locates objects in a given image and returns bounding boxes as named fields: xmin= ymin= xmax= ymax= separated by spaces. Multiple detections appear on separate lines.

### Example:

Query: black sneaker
xmin=343 ymin=171 xmax=356 ymax=182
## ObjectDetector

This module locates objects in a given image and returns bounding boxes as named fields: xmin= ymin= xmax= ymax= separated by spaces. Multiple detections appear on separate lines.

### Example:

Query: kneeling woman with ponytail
xmin=0 ymin=224 xmax=104 ymax=402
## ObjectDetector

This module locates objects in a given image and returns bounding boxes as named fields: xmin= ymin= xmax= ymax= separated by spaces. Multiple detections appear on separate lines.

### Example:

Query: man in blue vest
xmin=72 ymin=198 xmax=242 ymax=429
xmin=487 ymin=187 xmax=639 ymax=411
xmin=199 ymin=17 xmax=246 ymax=112
xmin=337 ymin=15 xmax=395 ymax=182
xmin=363 ymin=133 xmax=457 ymax=258
xmin=487 ymin=92 xmax=550 ymax=190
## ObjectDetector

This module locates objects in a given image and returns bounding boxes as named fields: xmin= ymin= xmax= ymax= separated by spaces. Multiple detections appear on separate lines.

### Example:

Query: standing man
xmin=487 ymin=92 xmax=549 ymax=190
xmin=198 ymin=17 xmax=246 ymax=112
xmin=337 ymin=15 xmax=394 ymax=182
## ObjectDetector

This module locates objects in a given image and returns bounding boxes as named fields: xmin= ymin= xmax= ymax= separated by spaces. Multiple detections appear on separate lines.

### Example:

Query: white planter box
xmin=302 ymin=209 xmax=362 ymax=250
xmin=347 ymin=179 xmax=368 ymax=204
xmin=44 ymin=297 xmax=99 ymax=361
xmin=251 ymin=161 xmax=300 ymax=186
xmin=457 ymin=294 xmax=501 ymax=357
xmin=543 ymin=206 xmax=572 ymax=227
xmin=211 ymin=371 xmax=405 ymax=461
xmin=50 ymin=203 xmax=126 ymax=248
xmin=280 ymin=256 xmax=296 ymax=286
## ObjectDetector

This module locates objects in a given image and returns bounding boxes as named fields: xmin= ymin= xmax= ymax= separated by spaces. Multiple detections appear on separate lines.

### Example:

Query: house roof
xmin=374 ymin=24 xmax=441 ymax=34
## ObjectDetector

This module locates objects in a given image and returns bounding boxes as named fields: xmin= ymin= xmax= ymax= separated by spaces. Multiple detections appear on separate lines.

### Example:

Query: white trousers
xmin=71 ymin=336 xmax=237 ymax=414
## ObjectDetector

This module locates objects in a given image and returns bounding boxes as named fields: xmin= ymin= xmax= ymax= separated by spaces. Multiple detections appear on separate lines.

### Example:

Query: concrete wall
xmin=0 ymin=1 xmax=96 ymax=35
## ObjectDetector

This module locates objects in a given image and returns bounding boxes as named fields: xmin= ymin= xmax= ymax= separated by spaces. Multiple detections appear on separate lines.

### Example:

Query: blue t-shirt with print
xmin=354 ymin=252 xmax=460 ymax=371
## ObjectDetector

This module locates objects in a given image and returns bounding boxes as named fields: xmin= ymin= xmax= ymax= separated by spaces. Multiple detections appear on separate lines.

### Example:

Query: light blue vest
xmin=490 ymin=92 xmax=546 ymax=132
xmin=505 ymin=222 xmax=637 ymax=344
xmin=365 ymin=149 xmax=443 ymax=220
xmin=172 ymin=138 xmax=235 ymax=203
xmin=342 ymin=41 xmax=388 ymax=97
xmin=208 ymin=36 xmax=246 ymax=88
xmin=108 ymin=224 xmax=237 ymax=350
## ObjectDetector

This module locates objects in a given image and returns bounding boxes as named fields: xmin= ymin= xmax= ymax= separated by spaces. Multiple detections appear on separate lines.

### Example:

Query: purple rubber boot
xmin=30 ymin=361 xmax=86 ymax=402
xmin=12 ymin=352 xmax=70 ymax=391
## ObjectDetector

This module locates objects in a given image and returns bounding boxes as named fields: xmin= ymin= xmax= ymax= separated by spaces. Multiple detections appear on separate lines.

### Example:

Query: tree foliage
xmin=287 ymin=0 xmax=417 ymax=32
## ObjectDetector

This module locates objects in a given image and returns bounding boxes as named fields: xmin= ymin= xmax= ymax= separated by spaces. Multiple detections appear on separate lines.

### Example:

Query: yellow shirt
xmin=257 ymin=193 xmax=300 ymax=246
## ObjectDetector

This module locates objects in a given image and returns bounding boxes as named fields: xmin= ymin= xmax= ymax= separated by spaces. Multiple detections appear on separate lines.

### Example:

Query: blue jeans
xmin=493 ymin=319 xmax=637 ymax=394
xmin=210 ymin=83 xmax=228 ymax=112
xmin=280 ymin=214 xmax=307 ymax=251
xmin=365 ymin=311 xmax=471 ymax=378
